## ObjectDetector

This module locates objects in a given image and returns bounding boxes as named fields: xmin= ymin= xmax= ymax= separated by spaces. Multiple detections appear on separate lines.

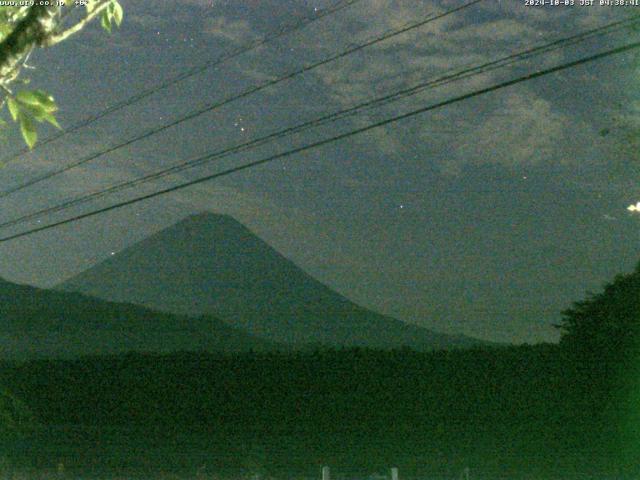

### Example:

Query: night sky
xmin=0 ymin=0 xmax=637 ymax=344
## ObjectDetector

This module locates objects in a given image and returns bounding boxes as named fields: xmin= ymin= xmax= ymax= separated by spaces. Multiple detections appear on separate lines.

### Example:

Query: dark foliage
xmin=556 ymin=261 xmax=640 ymax=472
xmin=557 ymin=260 xmax=640 ymax=359
xmin=0 ymin=344 xmax=629 ymax=478
xmin=2 ymin=261 xmax=640 ymax=477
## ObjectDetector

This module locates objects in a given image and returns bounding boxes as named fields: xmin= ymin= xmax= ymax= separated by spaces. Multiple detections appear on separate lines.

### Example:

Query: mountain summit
xmin=59 ymin=213 xmax=482 ymax=349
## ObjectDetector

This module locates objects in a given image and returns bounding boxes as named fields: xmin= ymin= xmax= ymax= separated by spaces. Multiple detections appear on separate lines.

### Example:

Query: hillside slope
xmin=0 ymin=277 xmax=275 ymax=359
xmin=59 ymin=213 xmax=483 ymax=350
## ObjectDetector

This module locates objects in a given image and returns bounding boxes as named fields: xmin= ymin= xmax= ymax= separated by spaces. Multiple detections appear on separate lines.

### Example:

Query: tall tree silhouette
xmin=557 ymin=260 xmax=640 ymax=361
xmin=557 ymin=260 xmax=640 ymax=475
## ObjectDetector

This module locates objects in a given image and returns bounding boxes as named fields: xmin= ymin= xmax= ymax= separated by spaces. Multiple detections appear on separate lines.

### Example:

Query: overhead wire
xmin=0 ymin=0 xmax=362 ymax=164
xmin=0 ymin=36 xmax=637 ymax=243
xmin=0 ymin=15 xmax=636 ymax=231
xmin=0 ymin=0 xmax=485 ymax=200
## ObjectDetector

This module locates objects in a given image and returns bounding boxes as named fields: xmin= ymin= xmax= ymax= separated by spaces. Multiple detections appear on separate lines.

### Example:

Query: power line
xmin=0 ymin=0 xmax=484 ymax=200
xmin=0 ymin=37 xmax=637 ymax=244
xmin=0 ymin=0 xmax=362 ymax=164
xmin=0 ymin=16 xmax=636 ymax=231
xmin=342 ymin=15 xmax=640 ymax=114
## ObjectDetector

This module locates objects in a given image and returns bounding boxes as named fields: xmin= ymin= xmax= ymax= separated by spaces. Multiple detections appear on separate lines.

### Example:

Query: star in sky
xmin=0 ymin=0 xmax=635 ymax=346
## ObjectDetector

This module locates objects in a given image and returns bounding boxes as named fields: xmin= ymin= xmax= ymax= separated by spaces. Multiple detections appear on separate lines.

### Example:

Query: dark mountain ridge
xmin=0 ymin=277 xmax=275 ymax=360
xmin=59 ymin=212 xmax=485 ymax=350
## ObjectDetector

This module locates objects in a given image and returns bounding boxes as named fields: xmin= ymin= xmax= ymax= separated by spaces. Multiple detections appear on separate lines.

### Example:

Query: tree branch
xmin=44 ymin=1 xmax=113 ymax=47
xmin=0 ymin=4 xmax=60 ymax=84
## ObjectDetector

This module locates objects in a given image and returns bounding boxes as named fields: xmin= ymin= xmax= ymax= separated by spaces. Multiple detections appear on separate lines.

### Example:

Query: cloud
xmin=151 ymin=0 xmax=219 ymax=7
xmin=297 ymin=0 xmax=630 ymax=175
xmin=445 ymin=92 xmax=567 ymax=172
xmin=202 ymin=16 xmax=257 ymax=45
xmin=126 ymin=13 xmax=168 ymax=30
xmin=311 ymin=1 xmax=545 ymax=103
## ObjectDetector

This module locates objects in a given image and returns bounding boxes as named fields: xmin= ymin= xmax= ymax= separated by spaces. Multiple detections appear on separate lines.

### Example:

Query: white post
xmin=322 ymin=466 xmax=330 ymax=480
xmin=391 ymin=467 xmax=399 ymax=480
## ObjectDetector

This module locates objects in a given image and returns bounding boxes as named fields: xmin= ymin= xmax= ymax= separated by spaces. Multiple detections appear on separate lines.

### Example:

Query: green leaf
xmin=18 ymin=113 xmax=36 ymax=149
xmin=112 ymin=1 xmax=123 ymax=26
xmin=42 ymin=111 xmax=61 ymax=129
xmin=33 ymin=91 xmax=56 ymax=112
xmin=6 ymin=98 xmax=19 ymax=122
xmin=0 ymin=23 xmax=13 ymax=41
xmin=23 ymin=104 xmax=46 ymax=121
xmin=18 ymin=101 xmax=60 ymax=129
xmin=16 ymin=89 xmax=56 ymax=112
xmin=85 ymin=0 xmax=98 ymax=13
xmin=101 ymin=9 xmax=112 ymax=33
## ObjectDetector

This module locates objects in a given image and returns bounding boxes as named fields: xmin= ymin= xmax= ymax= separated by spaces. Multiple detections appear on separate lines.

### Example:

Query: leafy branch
xmin=7 ymin=89 xmax=60 ymax=149
xmin=0 ymin=0 xmax=123 ymax=148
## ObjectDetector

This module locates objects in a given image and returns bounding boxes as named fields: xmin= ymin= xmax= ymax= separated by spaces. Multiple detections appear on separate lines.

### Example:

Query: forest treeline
xmin=0 ymin=262 xmax=638 ymax=478
xmin=0 ymin=343 xmax=632 ymax=478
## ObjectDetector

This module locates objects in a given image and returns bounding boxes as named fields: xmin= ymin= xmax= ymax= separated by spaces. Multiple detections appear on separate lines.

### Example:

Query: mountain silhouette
xmin=59 ymin=212 xmax=484 ymax=349
xmin=0 ymin=277 xmax=275 ymax=360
